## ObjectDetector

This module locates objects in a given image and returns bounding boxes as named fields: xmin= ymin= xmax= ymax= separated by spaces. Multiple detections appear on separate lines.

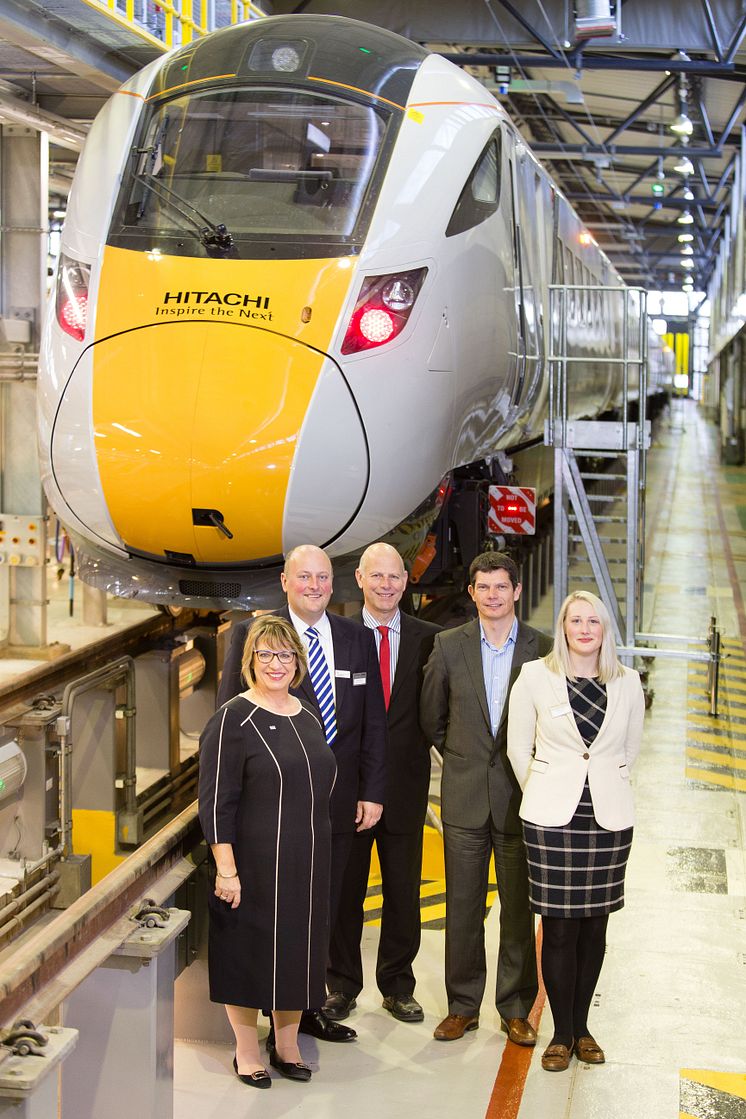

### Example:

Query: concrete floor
xmin=171 ymin=402 xmax=746 ymax=1118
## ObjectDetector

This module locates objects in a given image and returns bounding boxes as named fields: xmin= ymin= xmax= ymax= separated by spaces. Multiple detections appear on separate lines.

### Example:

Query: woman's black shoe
xmin=267 ymin=1046 xmax=312 ymax=1082
xmin=233 ymin=1056 xmax=272 ymax=1089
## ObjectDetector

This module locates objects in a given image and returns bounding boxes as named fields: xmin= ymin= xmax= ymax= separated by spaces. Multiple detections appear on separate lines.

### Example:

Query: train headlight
xmin=271 ymin=45 xmax=302 ymax=72
xmin=55 ymin=253 xmax=90 ymax=343
xmin=341 ymin=268 xmax=427 ymax=355
xmin=382 ymin=279 xmax=415 ymax=312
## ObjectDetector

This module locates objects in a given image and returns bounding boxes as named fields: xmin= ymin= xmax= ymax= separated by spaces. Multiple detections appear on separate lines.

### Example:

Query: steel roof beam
xmin=725 ymin=11 xmax=746 ymax=63
xmin=693 ymin=83 xmax=716 ymax=148
xmin=701 ymin=0 xmax=725 ymax=63
xmin=604 ymin=75 xmax=677 ymax=144
xmin=564 ymin=191 xmax=717 ymax=210
xmin=718 ymin=85 xmax=746 ymax=146
xmin=491 ymin=0 xmax=565 ymax=61
xmin=539 ymin=97 xmax=596 ymax=145
xmin=442 ymin=52 xmax=737 ymax=76
xmin=534 ymin=143 xmax=729 ymax=158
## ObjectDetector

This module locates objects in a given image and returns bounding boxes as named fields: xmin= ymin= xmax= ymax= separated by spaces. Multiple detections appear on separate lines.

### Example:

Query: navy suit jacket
xmin=217 ymin=606 xmax=388 ymax=833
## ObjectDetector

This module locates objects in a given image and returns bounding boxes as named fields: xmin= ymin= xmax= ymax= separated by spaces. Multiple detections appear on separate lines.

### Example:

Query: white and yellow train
xmin=38 ymin=14 xmax=671 ymax=608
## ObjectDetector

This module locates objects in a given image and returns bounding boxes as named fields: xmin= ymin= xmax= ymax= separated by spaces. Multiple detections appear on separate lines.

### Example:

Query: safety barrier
xmin=82 ymin=0 xmax=266 ymax=51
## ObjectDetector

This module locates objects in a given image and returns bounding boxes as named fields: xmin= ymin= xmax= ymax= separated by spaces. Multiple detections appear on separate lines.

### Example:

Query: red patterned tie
xmin=377 ymin=625 xmax=391 ymax=709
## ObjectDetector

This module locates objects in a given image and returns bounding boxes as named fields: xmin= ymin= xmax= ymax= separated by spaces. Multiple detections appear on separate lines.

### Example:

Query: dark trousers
xmin=330 ymin=830 xmax=355 ymax=933
xmin=327 ymin=821 xmax=424 ymax=998
xmin=443 ymin=819 xmax=537 ymax=1019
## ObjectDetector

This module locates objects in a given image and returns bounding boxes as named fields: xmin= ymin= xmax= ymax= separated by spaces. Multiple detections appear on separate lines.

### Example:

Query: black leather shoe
xmin=382 ymin=994 xmax=424 ymax=1022
xmin=323 ymin=992 xmax=357 ymax=1020
xmin=268 ymin=1046 xmax=312 ymax=1082
xmin=298 ymin=1009 xmax=357 ymax=1042
xmin=233 ymin=1056 xmax=271 ymax=1089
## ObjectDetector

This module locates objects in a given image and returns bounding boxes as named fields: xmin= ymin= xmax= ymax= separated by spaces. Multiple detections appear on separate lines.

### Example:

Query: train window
xmin=446 ymin=131 xmax=502 ymax=237
xmin=110 ymin=86 xmax=391 ymax=257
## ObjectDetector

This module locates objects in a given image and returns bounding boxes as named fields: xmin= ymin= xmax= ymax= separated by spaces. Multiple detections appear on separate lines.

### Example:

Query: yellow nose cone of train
xmin=91 ymin=247 xmax=355 ymax=563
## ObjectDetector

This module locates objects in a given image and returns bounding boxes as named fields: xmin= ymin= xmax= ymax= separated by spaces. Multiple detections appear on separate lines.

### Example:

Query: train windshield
xmin=110 ymin=87 xmax=390 ymax=257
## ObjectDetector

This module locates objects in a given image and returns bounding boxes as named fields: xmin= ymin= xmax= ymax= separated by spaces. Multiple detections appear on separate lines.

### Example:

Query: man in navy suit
xmin=217 ymin=543 xmax=388 ymax=1042
xmin=324 ymin=543 xmax=440 ymax=1024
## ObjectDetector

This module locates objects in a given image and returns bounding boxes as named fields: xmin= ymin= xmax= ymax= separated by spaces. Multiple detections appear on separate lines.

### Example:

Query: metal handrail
xmin=82 ymin=0 xmax=267 ymax=51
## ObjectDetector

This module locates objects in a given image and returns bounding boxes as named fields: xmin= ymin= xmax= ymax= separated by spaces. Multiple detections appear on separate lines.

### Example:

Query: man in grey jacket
xmin=420 ymin=551 xmax=551 ymax=1044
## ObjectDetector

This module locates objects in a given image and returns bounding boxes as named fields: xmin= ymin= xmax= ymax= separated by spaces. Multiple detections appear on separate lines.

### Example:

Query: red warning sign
xmin=488 ymin=486 xmax=536 ymax=535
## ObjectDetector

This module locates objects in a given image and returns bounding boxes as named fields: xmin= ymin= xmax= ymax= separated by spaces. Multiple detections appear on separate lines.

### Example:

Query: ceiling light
xmin=670 ymin=73 xmax=694 ymax=137
xmin=681 ymin=245 xmax=694 ymax=255
xmin=683 ymin=187 xmax=694 ymax=200
xmin=670 ymin=113 xmax=694 ymax=137
xmin=681 ymin=258 xmax=694 ymax=269
xmin=678 ymin=232 xmax=694 ymax=242
xmin=678 ymin=210 xmax=694 ymax=225
xmin=674 ymin=156 xmax=694 ymax=175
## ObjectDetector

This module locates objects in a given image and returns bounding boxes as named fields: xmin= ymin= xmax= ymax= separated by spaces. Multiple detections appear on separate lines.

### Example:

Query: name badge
xmin=353 ymin=672 xmax=367 ymax=686
xmin=335 ymin=669 xmax=351 ymax=679
xmin=550 ymin=703 xmax=572 ymax=717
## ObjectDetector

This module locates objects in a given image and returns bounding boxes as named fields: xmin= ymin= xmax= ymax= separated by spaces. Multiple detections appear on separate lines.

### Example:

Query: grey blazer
xmin=420 ymin=618 xmax=551 ymax=834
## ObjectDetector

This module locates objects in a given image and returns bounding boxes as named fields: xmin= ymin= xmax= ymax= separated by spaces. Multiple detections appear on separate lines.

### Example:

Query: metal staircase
xmin=545 ymin=283 xmax=650 ymax=655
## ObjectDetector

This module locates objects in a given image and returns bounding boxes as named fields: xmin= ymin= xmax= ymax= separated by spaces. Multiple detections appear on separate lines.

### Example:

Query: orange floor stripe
xmin=485 ymin=923 xmax=546 ymax=1119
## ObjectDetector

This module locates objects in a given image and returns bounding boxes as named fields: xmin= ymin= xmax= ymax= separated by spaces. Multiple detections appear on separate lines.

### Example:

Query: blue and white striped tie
xmin=306 ymin=627 xmax=337 ymax=745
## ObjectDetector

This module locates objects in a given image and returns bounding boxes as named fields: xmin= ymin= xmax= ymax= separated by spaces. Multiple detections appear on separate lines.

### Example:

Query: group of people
xmin=197 ymin=542 xmax=645 ymax=1088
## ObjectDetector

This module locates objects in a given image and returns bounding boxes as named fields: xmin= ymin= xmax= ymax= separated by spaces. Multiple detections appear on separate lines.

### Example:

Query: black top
xmin=566 ymin=676 xmax=607 ymax=746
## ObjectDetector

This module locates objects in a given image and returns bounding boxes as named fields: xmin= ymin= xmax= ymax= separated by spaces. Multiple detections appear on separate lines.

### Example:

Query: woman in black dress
xmin=198 ymin=615 xmax=336 ymax=1088
xmin=507 ymin=591 xmax=645 ymax=1072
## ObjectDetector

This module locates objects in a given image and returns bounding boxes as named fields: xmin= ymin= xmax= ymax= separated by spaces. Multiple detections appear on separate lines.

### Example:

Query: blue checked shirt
xmin=480 ymin=617 xmax=518 ymax=737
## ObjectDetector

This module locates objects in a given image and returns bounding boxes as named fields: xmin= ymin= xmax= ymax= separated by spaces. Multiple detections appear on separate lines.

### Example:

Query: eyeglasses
xmin=254 ymin=649 xmax=296 ymax=664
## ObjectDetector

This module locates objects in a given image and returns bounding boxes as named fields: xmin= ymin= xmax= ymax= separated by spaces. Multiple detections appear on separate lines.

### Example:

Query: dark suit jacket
xmin=420 ymin=618 xmax=552 ymax=834
xmin=217 ymin=606 xmax=388 ymax=833
xmin=357 ymin=611 xmax=441 ymax=834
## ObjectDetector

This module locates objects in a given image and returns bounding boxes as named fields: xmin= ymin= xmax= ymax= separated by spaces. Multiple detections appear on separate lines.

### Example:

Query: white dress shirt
xmin=288 ymin=606 xmax=337 ymax=700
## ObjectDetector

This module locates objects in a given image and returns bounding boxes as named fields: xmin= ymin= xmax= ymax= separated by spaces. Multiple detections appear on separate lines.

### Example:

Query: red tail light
xmin=55 ymin=254 xmax=91 ymax=342
xmin=341 ymin=268 xmax=427 ymax=355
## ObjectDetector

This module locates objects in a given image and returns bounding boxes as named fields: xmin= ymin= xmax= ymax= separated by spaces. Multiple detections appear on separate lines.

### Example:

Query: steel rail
xmin=0 ymin=801 xmax=201 ymax=1028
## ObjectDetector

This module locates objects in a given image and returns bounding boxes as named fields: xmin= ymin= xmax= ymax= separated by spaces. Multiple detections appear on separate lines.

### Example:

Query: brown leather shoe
xmin=433 ymin=1013 xmax=479 ymax=1041
xmin=541 ymin=1042 xmax=573 ymax=1072
xmin=500 ymin=1017 xmax=537 ymax=1047
xmin=574 ymin=1035 xmax=605 ymax=1064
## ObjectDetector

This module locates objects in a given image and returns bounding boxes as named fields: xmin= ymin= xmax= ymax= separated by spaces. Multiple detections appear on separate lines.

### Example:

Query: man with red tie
xmin=324 ymin=543 xmax=441 ymax=1024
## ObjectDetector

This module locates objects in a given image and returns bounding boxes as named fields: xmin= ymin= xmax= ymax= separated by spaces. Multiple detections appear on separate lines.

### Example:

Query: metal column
xmin=60 ymin=907 xmax=190 ymax=1119
xmin=0 ymin=126 xmax=50 ymax=652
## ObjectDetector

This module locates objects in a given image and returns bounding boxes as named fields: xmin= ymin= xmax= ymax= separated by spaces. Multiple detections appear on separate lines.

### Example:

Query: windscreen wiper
xmin=134 ymin=171 xmax=235 ymax=253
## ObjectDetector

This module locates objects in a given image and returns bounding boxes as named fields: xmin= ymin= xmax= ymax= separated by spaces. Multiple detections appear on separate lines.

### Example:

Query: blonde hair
xmin=545 ymin=590 xmax=623 ymax=684
xmin=240 ymin=615 xmax=307 ymax=690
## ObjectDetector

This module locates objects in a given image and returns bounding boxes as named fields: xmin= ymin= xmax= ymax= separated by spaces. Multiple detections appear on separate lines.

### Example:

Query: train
xmin=38 ymin=14 xmax=672 ymax=609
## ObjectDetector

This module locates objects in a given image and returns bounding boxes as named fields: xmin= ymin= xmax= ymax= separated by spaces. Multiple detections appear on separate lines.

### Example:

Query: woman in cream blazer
xmin=507 ymin=591 xmax=645 ymax=1073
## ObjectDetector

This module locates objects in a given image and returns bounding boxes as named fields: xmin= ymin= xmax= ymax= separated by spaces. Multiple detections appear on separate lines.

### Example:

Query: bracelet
xmin=216 ymin=870 xmax=238 ymax=879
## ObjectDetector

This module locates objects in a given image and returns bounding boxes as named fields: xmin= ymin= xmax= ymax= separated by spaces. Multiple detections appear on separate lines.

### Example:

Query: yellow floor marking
xmin=685 ymin=766 xmax=746 ymax=791
xmin=680 ymin=1068 xmax=746 ymax=1100
xmin=686 ymin=727 xmax=746 ymax=749
xmin=419 ymin=880 xmax=449 ymax=898
xmin=686 ymin=745 xmax=746 ymax=770
xmin=689 ymin=698 xmax=746 ymax=715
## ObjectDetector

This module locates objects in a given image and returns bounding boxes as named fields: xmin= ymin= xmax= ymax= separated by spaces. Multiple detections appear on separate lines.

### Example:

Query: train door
xmin=508 ymin=148 xmax=544 ymax=413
